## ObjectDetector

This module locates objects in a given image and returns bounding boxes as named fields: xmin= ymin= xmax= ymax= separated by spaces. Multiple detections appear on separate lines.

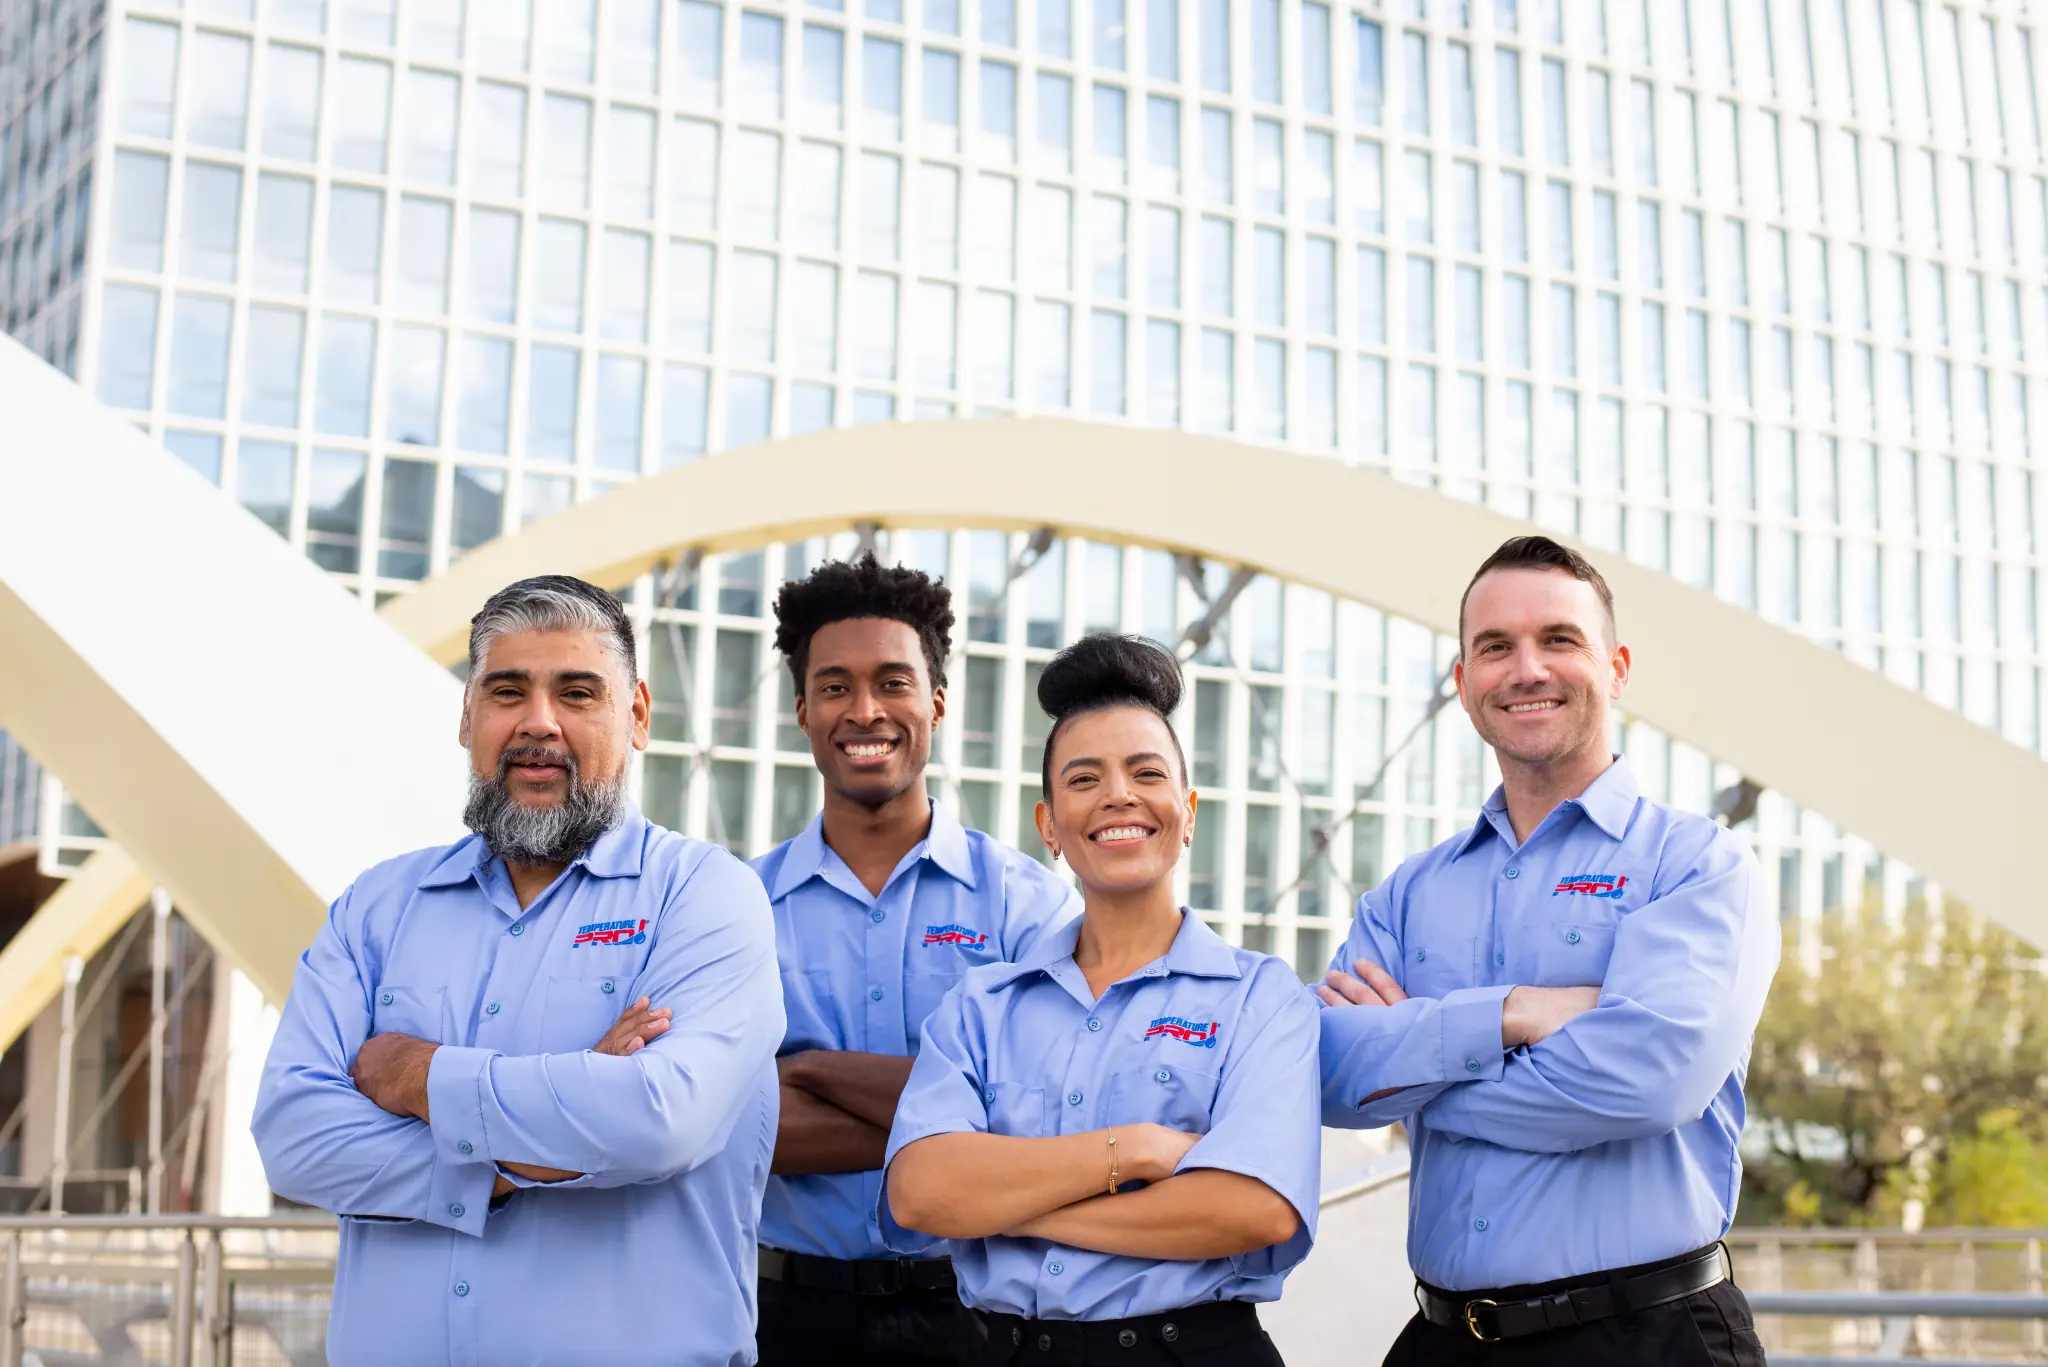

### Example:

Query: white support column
xmin=147 ymin=888 xmax=171 ymax=1213
xmin=48 ymin=952 xmax=80 ymax=1214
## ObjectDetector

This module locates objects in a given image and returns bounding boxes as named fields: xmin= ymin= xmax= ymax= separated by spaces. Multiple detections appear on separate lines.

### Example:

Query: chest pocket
xmin=371 ymin=985 xmax=448 ymax=1043
xmin=1523 ymin=922 xmax=1619 ymax=987
xmin=904 ymin=969 xmax=966 ymax=1037
xmin=985 ymin=1081 xmax=1052 ymax=1138
xmin=1122 ymin=1063 xmax=1222 ymax=1136
xmin=1401 ymin=935 xmax=1477 ymax=998
xmin=539 ymin=973 xmax=631 ymax=1054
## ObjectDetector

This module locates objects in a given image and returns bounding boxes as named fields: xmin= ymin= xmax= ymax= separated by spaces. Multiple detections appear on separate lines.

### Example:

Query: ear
xmin=1032 ymin=797 xmax=1058 ymax=859
xmin=794 ymin=691 xmax=810 ymax=733
xmin=928 ymin=683 xmax=946 ymax=729
xmin=1607 ymin=642 xmax=1632 ymax=700
xmin=458 ymin=689 xmax=472 ymax=749
xmin=629 ymin=678 xmax=652 ymax=752
xmin=1182 ymin=788 xmax=1199 ymax=844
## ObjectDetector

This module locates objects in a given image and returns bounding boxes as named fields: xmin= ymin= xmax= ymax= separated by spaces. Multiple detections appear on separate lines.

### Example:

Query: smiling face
xmin=460 ymin=626 xmax=651 ymax=801
xmin=1035 ymin=705 xmax=1195 ymax=899
xmin=1455 ymin=567 xmax=1630 ymax=772
xmin=796 ymin=617 xmax=944 ymax=810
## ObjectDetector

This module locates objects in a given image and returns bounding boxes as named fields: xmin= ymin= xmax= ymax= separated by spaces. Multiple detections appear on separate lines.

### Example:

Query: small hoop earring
xmin=1182 ymin=835 xmax=1192 ymax=848
xmin=1051 ymin=849 xmax=1061 ymax=861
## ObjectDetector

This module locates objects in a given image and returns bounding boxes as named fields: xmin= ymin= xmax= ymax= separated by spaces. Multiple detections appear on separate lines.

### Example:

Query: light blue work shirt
xmin=252 ymin=810 xmax=785 ymax=1367
xmin=751 ymin=800 xmax=1078 ymax=1260
xmin=1318 ymin=757 xmax=1779 ymax=1292
xmin=880 ymin=909 xmax=1321 ymax=1320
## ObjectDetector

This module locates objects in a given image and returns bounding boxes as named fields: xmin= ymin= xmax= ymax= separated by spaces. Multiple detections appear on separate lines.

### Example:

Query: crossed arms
xmin=251 ymin=855 xmax=784 ymax=1234
xmin=1317 ymin=834 xmax=1778 ymax=1153
xmin=772 ymin=1051 xmax=914 ymax=1174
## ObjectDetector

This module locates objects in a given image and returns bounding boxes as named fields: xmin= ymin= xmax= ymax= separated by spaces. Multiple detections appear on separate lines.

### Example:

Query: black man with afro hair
xmin=748 ymin=551 xmax=1080 ymax=1367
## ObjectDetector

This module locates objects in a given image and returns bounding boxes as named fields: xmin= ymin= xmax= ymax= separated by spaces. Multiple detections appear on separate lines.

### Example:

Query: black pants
xmin=979 ymin=1302 xmax=1286 ymax=1367
xmin=757 ymin=1275 xmax=986 ymax=1367
xmin=1383 ymin=1280 xmax=1767 ymax=1367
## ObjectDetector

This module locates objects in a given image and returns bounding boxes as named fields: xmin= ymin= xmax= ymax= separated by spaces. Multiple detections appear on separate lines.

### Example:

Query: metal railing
xmin=0 ymin=1214 xmax=337 ymax=1367
xmin=1729 ymin=1230 xmax=2048 ymax=1364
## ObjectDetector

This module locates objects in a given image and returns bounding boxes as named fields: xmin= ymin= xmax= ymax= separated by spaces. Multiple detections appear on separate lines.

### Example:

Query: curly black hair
xmin=772 ymin=552 xmax=954 ymax=698
xmin=1036 ymin=634 xmax=1188 ymax=792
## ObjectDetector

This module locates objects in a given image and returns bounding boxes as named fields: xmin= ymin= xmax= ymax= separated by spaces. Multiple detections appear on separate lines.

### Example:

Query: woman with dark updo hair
xmin=879 ymin=635 xmax=1320 ymax=1366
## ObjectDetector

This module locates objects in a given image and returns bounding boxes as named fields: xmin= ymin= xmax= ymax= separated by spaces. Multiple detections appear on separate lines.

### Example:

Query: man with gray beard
xmin=254 ymin=575 xmax=785 ymax=1367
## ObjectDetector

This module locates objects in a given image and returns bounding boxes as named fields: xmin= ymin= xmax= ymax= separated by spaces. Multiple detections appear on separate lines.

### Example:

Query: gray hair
xmin=466 ymin=575 xmax=638 ymax=687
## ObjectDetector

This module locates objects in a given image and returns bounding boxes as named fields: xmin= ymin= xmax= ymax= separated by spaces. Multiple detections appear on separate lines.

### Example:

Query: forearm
xmin=773 ymin=1083 xmax=889 ymax=1174
xmin=888 ymin=1130 xmax=1119 ymax=1239
xmin=252 ymin=1073 xmax=491 ymax=1230
xmin=1318 ymin=987 xmax=1509 ymax=1126
xmin=1006 ymin=1170 xmax=1300 ymax=1260
xmin=782 ymin=1050 xmax=914 ymax=1130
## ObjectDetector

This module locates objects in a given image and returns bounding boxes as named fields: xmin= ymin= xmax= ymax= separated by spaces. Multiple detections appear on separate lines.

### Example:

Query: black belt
xmin=758 ymin=1246 xmax=957 ymax=1296
xmin=980 ymin=1300 xmax=1261 ymax=1356
xmin=1416 ymin=1244 xmax=1730 ymax=1342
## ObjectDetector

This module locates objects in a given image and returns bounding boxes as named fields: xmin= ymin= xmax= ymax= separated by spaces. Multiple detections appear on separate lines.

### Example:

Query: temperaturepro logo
xmin=921 ymin=924 xmax=989 ymax=949
xmin=572 ymin=918 xmax=647 ymax=947
xmin=1552 ymin=874 xmax=1629 ymax=899
xmin=1144 ymin=1016 xmax=1222 ymax=1048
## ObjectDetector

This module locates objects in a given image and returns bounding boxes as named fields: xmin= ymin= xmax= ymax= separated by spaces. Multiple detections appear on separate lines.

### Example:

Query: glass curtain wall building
xmin=4 ymin=0 xmax=2047 ymax=977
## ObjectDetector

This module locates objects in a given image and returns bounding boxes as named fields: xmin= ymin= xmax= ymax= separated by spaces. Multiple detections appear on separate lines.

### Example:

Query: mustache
xmin=497 ymin=745 xmax=576 ymax=777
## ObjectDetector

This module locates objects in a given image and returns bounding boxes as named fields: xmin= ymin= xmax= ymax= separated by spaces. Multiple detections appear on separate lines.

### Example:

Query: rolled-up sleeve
xmin=1176 ymin=964 xmax=1321 ymax=1278
xmin=426 ymin=849 xmax=785 ymax=1186
xmin=253 ymin=886 xmax=496 ymax=1236
xmin=877 ymin=982 xmax=988 ymax=1251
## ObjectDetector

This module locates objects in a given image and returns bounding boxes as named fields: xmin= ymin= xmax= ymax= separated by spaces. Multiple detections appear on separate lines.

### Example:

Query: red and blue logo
xmin=1553 ymin=874 xmax=1628 ymax=900
xmin=1144 ymin=1016 xmax=1222 ymax=1048
xmin=921 ymin=924 xmax=989 ymax=949
xmin=573 ymin=917 xmax=647 ymax=947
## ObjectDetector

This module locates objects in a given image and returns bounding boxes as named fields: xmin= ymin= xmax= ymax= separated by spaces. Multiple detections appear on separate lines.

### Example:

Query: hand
xmin=350 ymin=1032 xmax=437 ymax=1121
xmin=1502 ymin=985 xmax=1602 ymax=1048
xmin=1110 ymin=1123 xmax=1203 ymax=1184
xmin=592 ymin=997 xmax=671 ymax=1056
xmin=1316 ymin=959 xmax=1409 ymax=1009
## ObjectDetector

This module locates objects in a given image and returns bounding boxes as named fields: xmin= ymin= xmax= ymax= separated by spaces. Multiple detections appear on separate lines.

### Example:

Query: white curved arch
xmin=388 ymin=416 xmax=2048 ymax=949
xmin=0 ymin=336 xmax=468 ymax=1033
xmin=4 ymin=393 xmax=2042 ymax=1038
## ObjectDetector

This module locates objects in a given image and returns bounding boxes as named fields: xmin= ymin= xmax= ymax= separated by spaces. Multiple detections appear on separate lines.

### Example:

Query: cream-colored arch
xmin=4 ymin=396 xmax=2043 ymax=1046
xmin=389 ymin=416 xmax=2048 ymax=950
xmin=0 ymin=337 xmax=468 ymax=1047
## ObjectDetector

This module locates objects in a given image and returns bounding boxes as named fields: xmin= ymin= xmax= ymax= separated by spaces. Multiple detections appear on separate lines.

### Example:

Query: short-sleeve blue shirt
xmin=750 ymin=800 xmax=1080 ymax=1259
xmin=879 ymin=910 xmax=1321 ymax=1320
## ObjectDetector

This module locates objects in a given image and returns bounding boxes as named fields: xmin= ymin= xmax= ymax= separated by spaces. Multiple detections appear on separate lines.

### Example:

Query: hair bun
xmin=1036 ymin=634 xmax=1184 ymax=721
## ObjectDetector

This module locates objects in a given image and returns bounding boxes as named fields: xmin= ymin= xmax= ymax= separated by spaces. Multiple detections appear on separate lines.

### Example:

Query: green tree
xmin=1740 ymin=904 xmax=2048 ymax=1227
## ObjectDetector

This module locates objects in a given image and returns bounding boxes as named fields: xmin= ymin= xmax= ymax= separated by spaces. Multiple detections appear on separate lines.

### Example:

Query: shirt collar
xmin=415 ymin=807 xmax=649 ymax=889
xmin=987 ymin=908 xmax=1243 ymax=990
xmin=1449 ymin=754 xmax=1641 ymax=859
xmin=768 ymin=798 xmax=978 ymax=902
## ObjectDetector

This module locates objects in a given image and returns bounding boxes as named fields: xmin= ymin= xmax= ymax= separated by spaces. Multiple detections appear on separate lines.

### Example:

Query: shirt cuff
xmin=1438 ymin=984 xmax=1513 ymax=1083
xmin=425 ymin=1045 xmax=499 ymax=1237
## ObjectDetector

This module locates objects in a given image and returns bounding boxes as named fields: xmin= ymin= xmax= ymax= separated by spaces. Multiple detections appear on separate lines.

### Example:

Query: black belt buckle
xmin=1461 ymin=1298 xmax=1501 ymax=1343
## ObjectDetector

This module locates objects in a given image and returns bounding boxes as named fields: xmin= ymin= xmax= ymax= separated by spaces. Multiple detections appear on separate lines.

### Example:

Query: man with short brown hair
xmin=1318 ymin=536 xmax=1779 ymax=1366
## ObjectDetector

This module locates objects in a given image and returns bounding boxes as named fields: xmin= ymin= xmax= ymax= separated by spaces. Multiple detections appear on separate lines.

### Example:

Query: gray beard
xmin=463 ymin=748 xmax=627 ymax=867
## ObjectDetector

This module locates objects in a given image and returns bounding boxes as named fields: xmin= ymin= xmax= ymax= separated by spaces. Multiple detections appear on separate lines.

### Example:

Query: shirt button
xmin=457 ymin=1140 xmax=473 ymax=1155
xmin=1504 ymin=867 xmax=1520 ymax=880
xmin=1496 ymin=951 xmax=1506 ymax=966
xmin=601 ymin=980 xmax=616 ymax=993
xmin=379 ymin=991 xmax=393 ymax=1006
xmin=510 ymin=923 xmax=525 ymax=936
xmin=984 ymin=1087 xmax=997 ymax=1103
xmin=1465 ymin=1058 xmax=1482 ymax=1073
xmin=1474 ymin=1218 xmax=1489 ymax=1232
xmin=453 ymin=1281 xmax=469 ymax=1297
xmin=869 ymin=987 xmax=885 ymax=1001
xmin=449 ymin=1203 xmax=465 ymax=1218
xmin=1414 ymin=948 xmax=1426 ymax=963
xmin=1048 ymin=1260 xmax=1065 ymax=1275
xmin=485 ymin=1002 xmax=500 ymax=1015
xmin=870 ymin=909 xmax=886 ymax=923
xmin=1086 ymin=1018 xmax=1102 ymax=1032
xmin=1154 ymin=1069 xmax=1170 ymax=1083
xmin=1066 ymin=1091 xmax=1082 ymax=1106
xmin=1566 ymin=929 xmax=1582 ymax=945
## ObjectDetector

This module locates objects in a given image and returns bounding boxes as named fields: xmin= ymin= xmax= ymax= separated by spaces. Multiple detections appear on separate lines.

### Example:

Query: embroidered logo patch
xmin=1144 ymin=1016 xmax=1222 ymax=1048
xmin=1552 ymin=874 xmax=1628 ymax=899
xmin=921 ymin=924 xmax=990 ymax=949
xmin=572 ymin=917 xmax=647 ymax=947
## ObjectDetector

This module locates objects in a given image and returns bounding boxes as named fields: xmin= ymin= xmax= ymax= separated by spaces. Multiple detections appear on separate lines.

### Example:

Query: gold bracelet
xmin=1106 ymin=1133 xmax=1121 ymax=1196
